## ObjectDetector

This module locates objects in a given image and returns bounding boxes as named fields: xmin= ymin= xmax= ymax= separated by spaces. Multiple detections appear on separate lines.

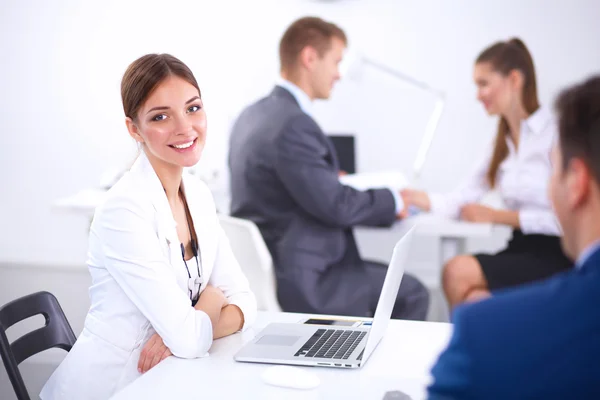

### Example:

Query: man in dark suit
xmin=228 ymin=17 xmax=429 ymax=320
xmin=428 ymin=76 xmax=600 ymax=399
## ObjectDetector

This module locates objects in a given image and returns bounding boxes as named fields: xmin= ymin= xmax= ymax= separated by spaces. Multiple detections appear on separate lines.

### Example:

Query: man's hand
xmin=401 ymin=189 xmax=431 ymax=212
xmin=396 ymin=203 xmax=409 ymax=219
xmin=460 ymin=204 xmax=497 ymax=223
xmin=138 ymin=333 xmax=172 ymax=374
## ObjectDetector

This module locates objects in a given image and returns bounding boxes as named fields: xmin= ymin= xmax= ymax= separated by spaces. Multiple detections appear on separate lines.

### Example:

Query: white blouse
xmin=41 ymin=153 xmax=257 ymax=400
xmin=429 ymin=107 xmax=561 ymax=236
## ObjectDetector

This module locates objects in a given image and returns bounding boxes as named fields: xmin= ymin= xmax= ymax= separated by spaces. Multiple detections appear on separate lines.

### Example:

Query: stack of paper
xmin=339 ymin=171 xmax=409 ymax=191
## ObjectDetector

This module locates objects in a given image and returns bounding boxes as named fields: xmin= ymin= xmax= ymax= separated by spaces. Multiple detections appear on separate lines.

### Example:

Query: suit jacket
xmin=229 ymin=86 xmax=397 ymax=316
xmin=428 ymin=246 xmax=600 ymax=400
xmin=41 ymin=153 xmax=256 ymax=400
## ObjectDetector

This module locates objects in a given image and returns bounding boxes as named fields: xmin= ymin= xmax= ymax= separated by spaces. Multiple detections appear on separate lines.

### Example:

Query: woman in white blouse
xmin=403 ymin=38 xmax=572 ymax=309
xmin=41 ymin=54 xmax=257 ymax=399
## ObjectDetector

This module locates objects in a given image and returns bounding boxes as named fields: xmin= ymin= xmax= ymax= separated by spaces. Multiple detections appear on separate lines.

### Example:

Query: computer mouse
xmin=261 ymin=365 xmax=320 ymax=390
xmin=382 ymin=390 xmax=413 ymax=400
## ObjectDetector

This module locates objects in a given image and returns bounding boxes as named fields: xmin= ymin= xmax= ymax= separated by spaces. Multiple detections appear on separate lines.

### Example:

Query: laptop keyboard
xmin=294 ymin=329 xmax=367 ymax=360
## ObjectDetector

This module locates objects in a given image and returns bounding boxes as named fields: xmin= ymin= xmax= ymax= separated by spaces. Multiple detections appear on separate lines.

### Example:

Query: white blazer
xmin=41 ymin=153 xmax=257 ymax=400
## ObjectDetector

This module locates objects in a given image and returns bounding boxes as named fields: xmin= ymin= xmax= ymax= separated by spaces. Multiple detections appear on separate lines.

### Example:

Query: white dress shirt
xmin=276 ymin=78 xmax=404 ymax=213
xmin=276 ymin=77 xmax=314 ymax=117
xmin=576 ymin=240 xmax=600 ymax=269
xmin=40 ymin=153 xmax=257 ymax=400
xmin=429 ymin=107 xmax=561 ymax=236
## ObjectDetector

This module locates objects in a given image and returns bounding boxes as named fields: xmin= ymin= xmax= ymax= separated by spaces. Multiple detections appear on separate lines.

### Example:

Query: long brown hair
xmin=121 ymin=53 xmax=201 ymax=121
xmin=476 ymin=38 xmax=540 ymax=187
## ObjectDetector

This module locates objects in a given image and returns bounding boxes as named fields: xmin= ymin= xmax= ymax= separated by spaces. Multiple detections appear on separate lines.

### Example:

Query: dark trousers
xmin=365 ymin=261 xmax=430 ymax=321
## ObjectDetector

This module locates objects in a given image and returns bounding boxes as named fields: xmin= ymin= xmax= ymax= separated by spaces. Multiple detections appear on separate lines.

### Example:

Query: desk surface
xmin=354 ymin=213 xmax=494 ymax=275
xmin=54 ymin=188 xmax=108 ymax=213
xmin=356 ymin=213 xmax=493 ymax=238
xmin=111 ymin=312 xmax=452 ymax=400
xmin=56 ymin=188 xmax=493 ymax=236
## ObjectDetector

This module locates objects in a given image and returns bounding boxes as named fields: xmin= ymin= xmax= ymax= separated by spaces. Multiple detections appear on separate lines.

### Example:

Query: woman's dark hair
xmin=476 ymin=38 xmax=539 ymax=187
xmin=555 ymin=75 xmax=600 ymax=183
xmin=121 ymin=54 xmax=200 ymax=121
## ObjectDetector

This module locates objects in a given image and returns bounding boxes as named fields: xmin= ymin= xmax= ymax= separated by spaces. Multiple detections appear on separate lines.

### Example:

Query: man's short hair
xmin=279 ymin=16 xmax=347 ymax=72
xmin=555 ymin=75 xmax=600 ymax=184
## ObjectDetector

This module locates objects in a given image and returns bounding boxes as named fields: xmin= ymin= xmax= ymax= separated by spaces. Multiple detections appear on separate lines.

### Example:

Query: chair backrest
xmin=218 ymin=214 xmax=282 ymax=311
xmin=0 ymin=291 xmax=76 ymax=400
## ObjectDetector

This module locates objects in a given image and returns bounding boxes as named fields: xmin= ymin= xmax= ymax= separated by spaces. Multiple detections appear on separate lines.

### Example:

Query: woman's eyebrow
xmin=146 ymin=106 xmax=169 ymax=114
xmin=146 ymin=96 xmax=200 ymax=114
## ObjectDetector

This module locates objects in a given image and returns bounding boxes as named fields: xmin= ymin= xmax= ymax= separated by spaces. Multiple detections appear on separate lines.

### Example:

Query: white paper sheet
xmin=339 ymin=171 xmax=409 ymax=191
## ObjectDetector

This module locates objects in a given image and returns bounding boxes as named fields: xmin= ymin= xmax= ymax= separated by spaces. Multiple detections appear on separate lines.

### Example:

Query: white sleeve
xmin=428 ymin=148 xmax=491 ymax=219
xmin=519 ymin=209 xmax=562 ymax=236
xmin=92 ymin=197 xmax=213 ymax=359
xmin=208 ymin=218 xmax=258 ymax=331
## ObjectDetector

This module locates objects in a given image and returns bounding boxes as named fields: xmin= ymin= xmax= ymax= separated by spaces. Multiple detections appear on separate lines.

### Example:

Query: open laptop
xmin=234 ymin=227 xmax=416 ymax=369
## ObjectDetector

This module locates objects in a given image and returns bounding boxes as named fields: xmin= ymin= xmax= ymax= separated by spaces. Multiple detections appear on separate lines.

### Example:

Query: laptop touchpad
xmin=256 ymin=335 xmax=301 ymax=346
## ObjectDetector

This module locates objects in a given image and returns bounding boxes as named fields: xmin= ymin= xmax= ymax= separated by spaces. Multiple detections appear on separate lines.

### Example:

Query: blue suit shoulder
xmin=429 ymin=255 xmax=600 ymax=400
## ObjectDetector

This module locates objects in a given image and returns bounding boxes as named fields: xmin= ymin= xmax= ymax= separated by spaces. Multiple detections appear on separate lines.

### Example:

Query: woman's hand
xmin=460 ymin=204 xmax=497 ymax=223
xmin=213 ymin=305 xmax=245 ymax=339
xmin=138 ymin=333 xmax=172 ymax=374
xmin=197 ymin=285 xmax=228 ymax=308
xmin=401 ymin=189 xmax=431 ymax=211
xmin=194 ymin=285 xmax=228 ymax=334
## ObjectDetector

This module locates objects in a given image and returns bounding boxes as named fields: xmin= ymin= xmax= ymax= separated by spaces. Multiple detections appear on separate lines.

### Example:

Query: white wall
xmin=1 ymin=0 xmax=599 ymax=270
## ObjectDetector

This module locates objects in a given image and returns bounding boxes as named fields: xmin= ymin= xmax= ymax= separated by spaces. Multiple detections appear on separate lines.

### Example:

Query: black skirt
xmin=475 ymin=230 xmax=573 ymax=291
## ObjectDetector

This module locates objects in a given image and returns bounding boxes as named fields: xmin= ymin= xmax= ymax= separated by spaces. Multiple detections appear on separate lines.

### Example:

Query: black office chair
xmin=0 ymin=291 xmax=76 ymax=400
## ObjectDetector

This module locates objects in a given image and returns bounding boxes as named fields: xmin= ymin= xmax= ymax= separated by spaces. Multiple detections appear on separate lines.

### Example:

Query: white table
xmin=111 ymin=311 xmax=452 ymax=400
xmin=54 ymin=188 xmax=108 ymax=213
xmin=354 ymin=216 xmax=494 ymax=322
xmin=355 ymin=213 xmax=493 ymax=270
xmin=55 ymin=189 xmax=493 ymax=267
xmin=55 ymin=188 xmax=495 ymax=289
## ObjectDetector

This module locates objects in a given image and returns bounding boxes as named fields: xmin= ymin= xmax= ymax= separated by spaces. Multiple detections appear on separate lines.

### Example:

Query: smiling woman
xmin=401 ymin=39 xmax=573 ymax=310
xmin=39 ymin=54 xmax=257 ymax=400
xmin=122 ymin=54 xmax=207 ymax=172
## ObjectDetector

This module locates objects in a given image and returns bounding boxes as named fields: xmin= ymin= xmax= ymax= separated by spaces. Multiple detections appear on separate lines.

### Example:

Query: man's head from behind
xmin=279 ymin=17 xmax=347 ymax=100
xmin=550 ymin=75 xmax=600 ymax=259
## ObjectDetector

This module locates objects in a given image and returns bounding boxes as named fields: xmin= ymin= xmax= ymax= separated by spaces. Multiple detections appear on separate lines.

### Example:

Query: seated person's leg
xmin=464 ymin=288 xmax=491 ymax=303
xmin=442 ymin=255 xmax=488 ymax=309
xmin=364 ymin=261 xmax=430 ymax=321
xmin=443 ymin=241 xmax=573 ymax=310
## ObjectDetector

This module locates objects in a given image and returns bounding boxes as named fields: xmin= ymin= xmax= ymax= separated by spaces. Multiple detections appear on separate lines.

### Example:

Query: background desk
xmin=55 ymin=189 xmax=494 ymax=273
xmin=355 ymin=215 xmax=496 ymax=322
xmin=356 ymin=213 xmax=494 ymax=276
xmin=55 ymin=189 xmax=498 ymax=322
xmin=111 ymin=311 xmax=453 ymax=400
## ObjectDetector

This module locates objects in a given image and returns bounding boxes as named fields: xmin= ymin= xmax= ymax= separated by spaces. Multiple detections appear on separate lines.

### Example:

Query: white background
xmin=1 ymin=0 xmax=599 ymax=267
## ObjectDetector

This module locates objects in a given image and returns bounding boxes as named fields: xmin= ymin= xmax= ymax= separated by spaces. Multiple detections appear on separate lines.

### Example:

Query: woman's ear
xmin=125 ymin=117 xmax=144 ymax=143
xmin=509 ymin=69 xmax=525 ymax=91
